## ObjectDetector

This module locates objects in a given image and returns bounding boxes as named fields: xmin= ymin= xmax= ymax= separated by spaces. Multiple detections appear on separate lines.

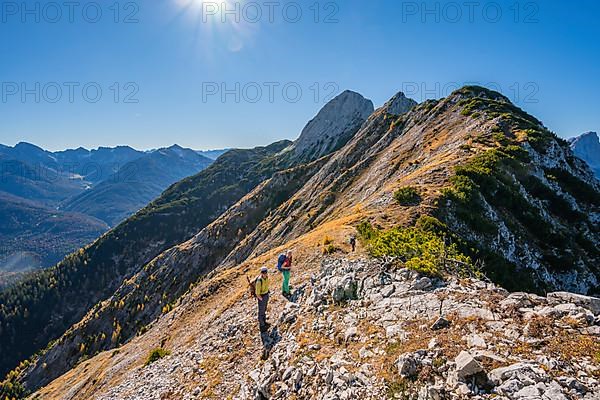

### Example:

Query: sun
xmin=173 ymin=0 xmax=254 ymax=53
xmin=175 ymin=0 xmax=242 ymax=16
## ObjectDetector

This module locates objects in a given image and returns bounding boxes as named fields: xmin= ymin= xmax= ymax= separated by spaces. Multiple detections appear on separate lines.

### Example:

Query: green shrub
xmin=357 ymin=221 xmax=475 ymax=278
xmin=545 ymin=168 xmax=600 ymax=207
xmin=356 ymin=221 xmax=378 ymax=241
xmin=386 ymin=378 xmax=410 ymax=399
xmin=415 ymin=215 xmax=449 ymax=236
xmin=441 ymin=145 xmax=534 ymax=237
xmin=524 ymin=128 xmax=553 ymax=153
xmin=393 ymin=186 xmax=421 ymax=206
xmin=0 ymin=370 xmax=27 ymax=399
xmin=145 ymin=348 xmax=170 ymax=366
xmin=322 ymin=244 xmax=339 ymax=255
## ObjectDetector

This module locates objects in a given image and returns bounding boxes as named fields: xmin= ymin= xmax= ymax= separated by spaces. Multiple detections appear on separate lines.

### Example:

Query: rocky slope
xmin=220 ymin=87 xmax=600 ymax=295
xmin=292 ymin=90 xmax=375 ymax=162
xmin=26 ymin=253 xmax=600 ymax=400
xmin=570 ymin=132 xmax=600 ymax=179
xmin=0 ymin=90 xmax=377 ymax=387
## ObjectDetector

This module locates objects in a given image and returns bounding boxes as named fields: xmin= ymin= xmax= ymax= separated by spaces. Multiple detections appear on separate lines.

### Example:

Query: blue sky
xmin=1 ymin=0 xmax=599 ymax=151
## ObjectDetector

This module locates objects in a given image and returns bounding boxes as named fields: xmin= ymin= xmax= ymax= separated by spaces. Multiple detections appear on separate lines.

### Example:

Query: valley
xmin=0 ymin=143 xmax=216 ymax=287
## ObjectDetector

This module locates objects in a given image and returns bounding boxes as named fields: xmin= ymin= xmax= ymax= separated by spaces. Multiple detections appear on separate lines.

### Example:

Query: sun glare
xmin=173 ymin=0 xmax=254 ymax=53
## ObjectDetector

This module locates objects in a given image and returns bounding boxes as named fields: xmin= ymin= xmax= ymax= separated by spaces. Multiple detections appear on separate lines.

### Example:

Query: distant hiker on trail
xmin=255 ymin=266 xmax=270 ymax=332
xmin=277 ymin=251 xmax=293 ymax=298
xmin=349 ymin=235 xmax=356 ymax=252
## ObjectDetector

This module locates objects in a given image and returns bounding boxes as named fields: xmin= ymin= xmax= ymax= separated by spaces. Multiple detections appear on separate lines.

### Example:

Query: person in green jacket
xmin=281 ymin=250 xmax=293 ymax=297
xmin=255 ymin=266 xmax=270 ymax=332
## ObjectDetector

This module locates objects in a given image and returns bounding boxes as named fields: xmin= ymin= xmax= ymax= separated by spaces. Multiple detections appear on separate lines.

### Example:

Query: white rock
xmin=358 ymin=347 xmax=374 ymax=359
xmin=385 ymin=324 xmax=406 ymax=339
xmin=489 ymin=363 xmax=548 ymax=386
xmin=282 ymin=366 xmax=295 ymax=381
xmin=465 ymin=333 xmax=487 ymax=348
xmin=455 ymin=351 xmax=484 ymax=379
xmin=410 ymin=277 xmax=433 ymax=291
xmin=344 ymin=327 xmax=357 ymax=342
xmin=515 ymin=384 xmax=541 ymax=397
xmin=382 ymin=91 xmax=418 ymax=115
xmin=547 ymin=292 xmax=600 ymax=315
xmin=381 ymin=285 xmax=395 ymax=298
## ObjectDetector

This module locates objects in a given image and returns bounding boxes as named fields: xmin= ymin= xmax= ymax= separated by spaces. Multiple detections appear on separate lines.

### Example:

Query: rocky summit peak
xmin=452 ymin=85 xmax=511 ymax=103
xmin=293 ymin=90 xmax=374 ymax=161
xmin=381 ymin=91 xmax=418 ymax=115
xmin=571 ymin=131 xmax=599 ymax=144
xmin=570 ymin=131 xmax=600 ymax=178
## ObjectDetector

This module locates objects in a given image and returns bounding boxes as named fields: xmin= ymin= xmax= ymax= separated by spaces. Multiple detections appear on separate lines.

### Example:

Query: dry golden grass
xmin=547 ymin=334 xmax=600 ymax=367
xmin=199 ymin=356 xmax=223 ymax=398
xmin=526 ymin=316 xmax=553 ymax=338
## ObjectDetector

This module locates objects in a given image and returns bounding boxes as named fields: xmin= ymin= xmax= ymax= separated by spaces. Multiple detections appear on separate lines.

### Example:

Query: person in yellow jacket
xmin=256 ymin=266 xmax=270 ymax=332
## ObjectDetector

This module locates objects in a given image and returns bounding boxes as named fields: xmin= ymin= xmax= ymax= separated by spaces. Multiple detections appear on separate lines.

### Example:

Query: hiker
xmin=278 ymin=250 xmax=293 ymax=297
xmin=255 ymin=266 xmax=270 ymax=332
xmin=349 ymin=235 xmax=356 ymax=252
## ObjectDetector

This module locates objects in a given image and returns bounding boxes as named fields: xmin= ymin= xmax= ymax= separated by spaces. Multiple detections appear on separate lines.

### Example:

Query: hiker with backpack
xmin=277 ymin=251 xmax=293 ymax=298
xmin=254 ymin=266 xmax=270 ymax=332
xmin=349 ymin=235 xmax=356 ymax=252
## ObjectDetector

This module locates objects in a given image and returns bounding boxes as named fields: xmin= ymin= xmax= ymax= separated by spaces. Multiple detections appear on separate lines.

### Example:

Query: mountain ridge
xmin=0 ymin=90 xmax=380 ymax=386
xmin=4 ymin=86 xmax=599 ymax=399
xmin=570 ymin=131 xmax=600 ymax=179
xmin=292 ymin=90 xmax=375 ymax=162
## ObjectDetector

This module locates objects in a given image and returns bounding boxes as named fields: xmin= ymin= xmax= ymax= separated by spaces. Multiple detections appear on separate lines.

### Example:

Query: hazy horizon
xmin=0 ymin=140 xmax=232 ymax=153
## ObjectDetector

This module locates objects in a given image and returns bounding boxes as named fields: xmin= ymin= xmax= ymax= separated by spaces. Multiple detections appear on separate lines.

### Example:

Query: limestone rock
xmin=570 ymin=131 xmax=600 ymax=179
xmin=454 ymin=351 xmax=484 ymax=379
xmin=293 ymin=91 xmax=374 ymax=162
xmin=381 ymin=91 xmax=418 ymax=116
xmin=547 ymin=292 xmax=600 ymax=315
xmin=397 ymin=353 xmax=419 ymax=378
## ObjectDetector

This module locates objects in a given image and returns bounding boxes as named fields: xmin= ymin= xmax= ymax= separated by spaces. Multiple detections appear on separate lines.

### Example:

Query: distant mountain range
xmin=196 ymin=149 xmax=229 ymax=160
xmin=570 ymin=132 xmax=600 ymax=179
xmin=60 ymin=145 xmax=213 ymax=226
xmin=0 ymin=142 xmax=219 ymax=283
xmin=0 ymin=143 xmax=143 ymax=204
